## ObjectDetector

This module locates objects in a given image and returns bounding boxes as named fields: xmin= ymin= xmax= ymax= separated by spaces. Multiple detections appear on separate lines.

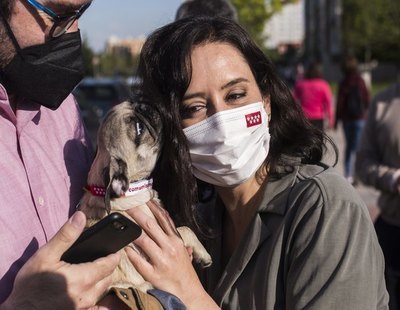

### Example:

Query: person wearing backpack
xmin=335 ymin=55 xmax=370 ymax=185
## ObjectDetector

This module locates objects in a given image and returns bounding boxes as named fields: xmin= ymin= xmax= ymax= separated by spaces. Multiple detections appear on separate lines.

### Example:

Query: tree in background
xmin=232 ymin=0 xmax=298 ymax=48
xmin=82 ymin=36 xmax=95 ymax=76
xmin=80 ymin=46 xmax=140 ymax=78
xmin=97 ymin=52 xmax=139 ymax=77
xmin=342 ymin=0 xmax=400 ymax=63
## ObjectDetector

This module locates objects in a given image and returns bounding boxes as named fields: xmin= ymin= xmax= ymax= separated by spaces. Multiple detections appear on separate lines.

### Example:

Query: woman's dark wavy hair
xmin=136 ymin=16 xmax=337 ymax=235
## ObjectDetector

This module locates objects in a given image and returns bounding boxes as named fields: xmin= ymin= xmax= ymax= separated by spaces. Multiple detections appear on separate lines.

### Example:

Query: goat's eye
xmin=135 ymin=122 xmax=145 ymax=136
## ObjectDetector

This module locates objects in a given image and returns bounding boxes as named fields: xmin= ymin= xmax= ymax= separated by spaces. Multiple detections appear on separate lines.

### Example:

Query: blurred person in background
xmin=293 ymin=61 xmax=334 ymax=131
xmin=355 ymin=82 xmax=400 ymax=310
xmin=175 ymin=0 xmax=238 ymax=21
xmin=335 ymin=55 xmax=370 ymax=185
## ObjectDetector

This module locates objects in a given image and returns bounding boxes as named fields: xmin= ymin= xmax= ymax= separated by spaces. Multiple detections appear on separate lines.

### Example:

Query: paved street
xmin=324 ymin=127 xmax=380 ymax=222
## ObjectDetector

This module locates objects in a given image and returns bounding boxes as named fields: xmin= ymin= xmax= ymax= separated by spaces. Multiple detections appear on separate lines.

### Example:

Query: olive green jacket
xmin=197 ymin=163 xmax=388 ymax=309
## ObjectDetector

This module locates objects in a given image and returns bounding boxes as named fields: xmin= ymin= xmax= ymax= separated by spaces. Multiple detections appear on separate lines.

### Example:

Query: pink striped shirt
xmin=0 ymin=84 xmax=93 ymax=302
xmin=293 ymin=78 xmax=334 ymax=127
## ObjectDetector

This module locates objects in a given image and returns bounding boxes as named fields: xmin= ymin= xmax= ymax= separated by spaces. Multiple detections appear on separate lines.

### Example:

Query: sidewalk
xmin=324 ymin=128 xmax=380 ymax=222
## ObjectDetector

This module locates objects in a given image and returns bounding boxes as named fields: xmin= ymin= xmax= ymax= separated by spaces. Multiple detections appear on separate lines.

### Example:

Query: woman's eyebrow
xmin=182 ymin=92 xmax=207 ymax=101
xmin=183 ymin=78 xmax=250 ymax=100
xmin=221 ymin=78 xmax=249 ymax=90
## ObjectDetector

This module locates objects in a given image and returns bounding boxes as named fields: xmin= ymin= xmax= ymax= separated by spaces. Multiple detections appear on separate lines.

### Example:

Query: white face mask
xmin=183 ymin=101 xmax=271 ymax=186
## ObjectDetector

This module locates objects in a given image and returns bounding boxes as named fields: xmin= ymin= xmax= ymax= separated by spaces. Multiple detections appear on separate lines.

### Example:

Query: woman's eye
xmin=227 ymin=92 xmax=246 ymax=101
xmin=180 ymin=104 xmax=205 ymax=119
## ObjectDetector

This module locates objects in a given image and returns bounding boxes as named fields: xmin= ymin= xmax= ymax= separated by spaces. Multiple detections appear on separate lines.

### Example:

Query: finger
xmin=146 ymin=200 xmax=178 ymax=236
xmin=124 ymin=246 xmax=155 ymax=282
xmin=65 ymin=254 xmax=120 ymax=309
xmin=127 ymin=207 xmax=168 ymax=245
xmin=92 ymin=273 xmax=115 ymax=303
xmin=131 ymin=232 xmax=163 ymax=263
xmin=128 ymin=207 xmax=183 ymax=254
xmin=41 ymin=211 xmax=87 ymax=261
xmin=85 ymin=252 xmax=121 ymax=283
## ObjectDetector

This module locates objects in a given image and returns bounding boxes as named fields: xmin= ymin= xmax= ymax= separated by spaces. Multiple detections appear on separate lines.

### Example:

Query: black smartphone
xmin=61 ymin=212 xmax=142 ymax=264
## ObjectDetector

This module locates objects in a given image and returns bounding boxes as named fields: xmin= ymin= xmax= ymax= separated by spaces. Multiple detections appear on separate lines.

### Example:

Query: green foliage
xmin=81 ymin=37 xmax=95 ymax=76
xmin=80 ymin=34 xmax=140 ymax=77
xmin=97 ymin=52 xmax=139 ymax=77
xmin=262 ymin=48 xmax=282 ymax=63
xmin=231 ymin=0 xmax=268 ymax=46
xmin=342 ymin=0 xmax=400 ymax=62
xmin=231 ymin=0 xmax=298 ymax=48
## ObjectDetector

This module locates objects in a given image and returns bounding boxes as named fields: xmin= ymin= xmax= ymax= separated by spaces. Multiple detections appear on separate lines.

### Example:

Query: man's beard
xmin=0 ymin=25 xmax=16 ymax=70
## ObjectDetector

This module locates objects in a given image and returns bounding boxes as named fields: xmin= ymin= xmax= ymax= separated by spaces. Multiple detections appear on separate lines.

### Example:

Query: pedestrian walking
xmin=293 ymin=62 xmax=334 ymax=131
xmin=335 ymin=55 xmax=370 ymax=185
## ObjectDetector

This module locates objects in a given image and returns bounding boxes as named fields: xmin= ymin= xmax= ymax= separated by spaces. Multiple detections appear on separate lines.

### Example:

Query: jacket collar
xmin=258 ymin=157 xmax=302 ymax=216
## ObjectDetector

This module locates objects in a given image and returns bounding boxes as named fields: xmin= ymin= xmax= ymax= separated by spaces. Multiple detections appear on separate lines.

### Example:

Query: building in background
xmin=263 ymin=0 xmax=343 ymax=81
xmin=105 ymin=36 xmax=146 ymax=58
xmin=263 ymin=0 xmax=305 ymax=88
xmin=263 ymin=0 xmax=304 ymax=52
xmin=304 ymin=0 xmax=342 ymax=80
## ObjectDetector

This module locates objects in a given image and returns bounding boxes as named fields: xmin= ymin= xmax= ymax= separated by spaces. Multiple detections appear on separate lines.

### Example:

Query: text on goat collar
xmin=86 ymin=178 xmax=153 ymax=197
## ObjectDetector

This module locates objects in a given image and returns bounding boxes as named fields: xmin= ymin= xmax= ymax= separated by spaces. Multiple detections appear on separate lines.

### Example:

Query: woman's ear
xmin=263 ymin=96 xmax=271 ymax=122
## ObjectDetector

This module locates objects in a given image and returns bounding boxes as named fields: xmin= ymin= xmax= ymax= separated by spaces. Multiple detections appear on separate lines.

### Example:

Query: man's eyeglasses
xmin=25 ymin=0 xmax=91 ymax=38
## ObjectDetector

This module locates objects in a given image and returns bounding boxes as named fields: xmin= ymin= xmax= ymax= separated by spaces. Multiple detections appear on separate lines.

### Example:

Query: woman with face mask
xmin=125 ymin=16 xmax=389 ymax=309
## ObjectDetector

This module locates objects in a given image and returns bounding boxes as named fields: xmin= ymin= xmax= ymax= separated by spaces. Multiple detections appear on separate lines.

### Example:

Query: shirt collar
xmin=0 ymin=83 xmax=9 ymax=103
xmin=0 ymin=82 xmax=15 ymax=121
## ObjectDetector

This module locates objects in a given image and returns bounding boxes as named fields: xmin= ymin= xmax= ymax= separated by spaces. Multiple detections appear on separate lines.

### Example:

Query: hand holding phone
xmin=61 ymin=212 xmax=142 ymax=264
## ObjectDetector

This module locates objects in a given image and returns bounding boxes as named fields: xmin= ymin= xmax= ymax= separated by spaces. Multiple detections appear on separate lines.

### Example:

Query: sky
xmin=79 ymin=0 xmax=183 ymax=52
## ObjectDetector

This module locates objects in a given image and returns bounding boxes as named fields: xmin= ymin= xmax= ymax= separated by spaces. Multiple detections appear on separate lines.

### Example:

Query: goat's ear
xmin=103 ymin=158 xmax=129 ymax=213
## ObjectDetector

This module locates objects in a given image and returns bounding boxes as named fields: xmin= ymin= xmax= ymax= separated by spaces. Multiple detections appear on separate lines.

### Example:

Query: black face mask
xmin=0 ymin=16 xmax=85 ymax=110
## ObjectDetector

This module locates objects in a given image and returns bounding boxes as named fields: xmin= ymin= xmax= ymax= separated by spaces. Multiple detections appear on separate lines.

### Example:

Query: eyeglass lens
xmin=51 ymin=15 xmax=77 ymax=37
xmin=50 ymin=2 xmax=91 ymax=38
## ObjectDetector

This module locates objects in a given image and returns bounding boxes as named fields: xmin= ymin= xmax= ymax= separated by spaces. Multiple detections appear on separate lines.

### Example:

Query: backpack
xmin=346 ymin=85 xmax=365 ymax=117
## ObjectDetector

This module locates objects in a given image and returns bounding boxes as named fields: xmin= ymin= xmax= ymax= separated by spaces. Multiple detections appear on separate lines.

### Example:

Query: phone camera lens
xmin=112 ymin=220 xmax=126 ymax=231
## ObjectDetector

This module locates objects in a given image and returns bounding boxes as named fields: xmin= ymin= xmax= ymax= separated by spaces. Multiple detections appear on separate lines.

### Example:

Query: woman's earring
xmin=267 ymin=113 xmax=271 ymax=122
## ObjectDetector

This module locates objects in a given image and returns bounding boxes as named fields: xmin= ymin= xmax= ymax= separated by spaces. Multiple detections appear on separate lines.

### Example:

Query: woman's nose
xmin=207 ymin=99 xmax=231 ymax=117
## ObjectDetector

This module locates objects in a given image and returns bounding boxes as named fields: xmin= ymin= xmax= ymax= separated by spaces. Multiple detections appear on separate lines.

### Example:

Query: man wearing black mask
xmin=0 ymin=0 xmax=123 ymax=308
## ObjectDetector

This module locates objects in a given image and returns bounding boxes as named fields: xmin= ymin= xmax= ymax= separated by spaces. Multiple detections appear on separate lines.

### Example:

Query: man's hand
xmin=1 ymin=211 xmax=121 ymax=310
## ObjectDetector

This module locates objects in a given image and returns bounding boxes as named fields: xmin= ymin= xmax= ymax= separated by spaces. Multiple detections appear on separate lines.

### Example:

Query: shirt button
xmin=38 ymin=196 xmax=45 ymax=206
